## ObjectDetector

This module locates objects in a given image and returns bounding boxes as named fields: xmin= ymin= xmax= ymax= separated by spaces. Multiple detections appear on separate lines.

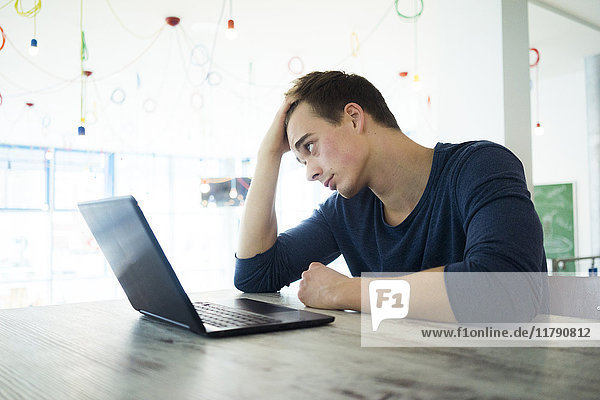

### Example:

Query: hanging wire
xmin=93 ymin=24 xmax=166 ymax=81
xmin=350 ymin=32 xmax=360 ymax=57
xmin=332 ymin=0 xmax=396 ymax=67
xmin=413 ymin=0 xmax=419 ymax=73
xmin=174 ymin=25 xmax=206 ymax=87
xmin=80 ymin=0 xmax=85 ymax=125
xmin=207 ymin=0 xmax=227 ymax=80
xmin=395 ymin=0 xmax=423 ymax=19
xmin=535 ymin=53 xmax=540 ymax=124
xmin=2 ymin=33 xmax=77 ymax=81
xmin=529 ymin=48 xmax=541 ymax=124
xmin=0 ymin=0 xmax=13 ymax=10
xmin=0 ymin=68 xmax=77 ymax=97
xmin=104 ymin=0 xmax=163 ymax=40
xmin=14 ymin=0 xmax=41 ymax=18
xmin=157 ymin=27 xmax=176 ymax=94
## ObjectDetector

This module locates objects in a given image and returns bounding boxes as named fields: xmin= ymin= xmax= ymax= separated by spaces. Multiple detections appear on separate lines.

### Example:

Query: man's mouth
xmin=324 ymin=175 xmax=334 ymax=188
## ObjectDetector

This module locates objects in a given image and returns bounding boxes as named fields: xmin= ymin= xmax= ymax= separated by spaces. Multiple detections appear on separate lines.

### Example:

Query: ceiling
xmin=532 ymin=0 xmax=600 ymax=31
xmin=0 ymin=0 xmax=599 ymax=157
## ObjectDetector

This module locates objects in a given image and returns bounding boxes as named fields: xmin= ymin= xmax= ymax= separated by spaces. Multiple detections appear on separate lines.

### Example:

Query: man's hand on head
xmin=259 ymin=97 xmax=297 ymax=159
xmin=298 ymin=262 xmax=359 ymax=310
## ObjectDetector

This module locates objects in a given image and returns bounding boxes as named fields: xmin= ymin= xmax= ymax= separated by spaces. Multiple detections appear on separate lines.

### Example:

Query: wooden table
xmin=1 ymin=288 xmax=600 ymax=400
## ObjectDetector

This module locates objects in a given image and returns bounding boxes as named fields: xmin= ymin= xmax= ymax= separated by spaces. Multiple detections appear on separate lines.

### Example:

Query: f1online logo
xmin=369 ymin=280 xmax=411 ymax=331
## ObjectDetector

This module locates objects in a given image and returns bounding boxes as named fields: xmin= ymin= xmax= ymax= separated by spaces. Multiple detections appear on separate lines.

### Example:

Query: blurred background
xmin=1 ymin=0 xmax=599 ymax=308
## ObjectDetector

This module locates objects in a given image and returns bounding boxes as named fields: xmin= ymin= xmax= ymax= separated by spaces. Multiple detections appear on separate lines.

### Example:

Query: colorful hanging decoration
xmin=190 ymin=44 xmax=210 ymax=66
xmin=529 ymin=47 xmax=540 ymax=68
xmin=225 ymin=19 xmax=238 ymax=40
xmin=225 ymin=0 xmax=238 ymax=40
xmin=14 ymin=0 xmax=42 ymax=17
xmin=15 ymin=0 xmax=42 ymax=56
xmin=0 ymin=25 xmax=6 ymax=52
xmin=79 ymin=0 xmax=88 ymax=135
xmin=287 ymin=56 xmax=305 ymax=75
xmin=110 ymin=88 xmax=126 ymax=104
xmin=29 ymin=38 xmax=38 ymax=55
xmin=190 ymin=92 xmax=204 ymax=110
xmin=166 ymin=17 xmax=180 ymax=27
xmin=530 ymin=48 xmax=544 ymax=136
xmin=143 ymin=98 xmax=157 ymax=113
xmin=350 ymin=32 xmax=360 ymax=57
xmin=395 ymin=0 xmax=424 ymax=19
xmin=206 ymin=71 xmax=222 ymax=86
xmin=411 ymin=0 xmax=422 ymax=92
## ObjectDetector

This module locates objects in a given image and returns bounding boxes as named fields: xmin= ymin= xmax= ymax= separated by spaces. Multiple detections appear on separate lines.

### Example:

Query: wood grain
xmin=1 ymin=289 xmax=599 ymax=400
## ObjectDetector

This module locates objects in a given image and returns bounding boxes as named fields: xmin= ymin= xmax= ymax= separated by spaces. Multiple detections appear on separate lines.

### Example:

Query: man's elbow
xmin=234 ymin=267 xmax=280 ymax=293
xmin=233 ymin=271 xmax=257 ymax=293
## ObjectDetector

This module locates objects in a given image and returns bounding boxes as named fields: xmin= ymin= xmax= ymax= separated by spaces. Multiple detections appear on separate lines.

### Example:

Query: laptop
xmin=78 ymin=195 xmax=334 ymax=337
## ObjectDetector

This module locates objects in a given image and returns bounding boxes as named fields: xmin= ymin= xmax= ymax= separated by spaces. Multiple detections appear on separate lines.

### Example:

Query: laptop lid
xmin=78 ymin=196 xmax=206 ymax=334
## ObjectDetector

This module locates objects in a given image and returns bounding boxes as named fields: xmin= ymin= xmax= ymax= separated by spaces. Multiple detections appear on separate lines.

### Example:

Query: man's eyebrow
xmin=294 ymin=133 xmax=312 ymax=153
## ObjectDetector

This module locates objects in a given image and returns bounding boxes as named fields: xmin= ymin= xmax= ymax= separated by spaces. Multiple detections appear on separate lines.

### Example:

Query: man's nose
xmin=306 ymin=162 xmax=322 ymax=181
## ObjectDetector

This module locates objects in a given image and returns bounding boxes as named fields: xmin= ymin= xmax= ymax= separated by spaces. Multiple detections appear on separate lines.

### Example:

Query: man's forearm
xmin=236 ymin=150 xmax=283 ymax=259
xmin=328 ymin=267 xmax=457 ymax=323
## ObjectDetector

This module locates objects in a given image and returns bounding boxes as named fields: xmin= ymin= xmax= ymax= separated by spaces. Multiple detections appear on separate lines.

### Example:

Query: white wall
xmin=421 ymin=0 xmax=506 ymax=145
xmin=529 ymin=3 xmax=600 ymax=264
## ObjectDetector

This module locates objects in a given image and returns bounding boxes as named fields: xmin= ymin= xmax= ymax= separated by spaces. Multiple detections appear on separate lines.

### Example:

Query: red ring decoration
xmin=0 ymin=91 xmax=3 ymax=107
xmin=529 ymin=48 xmax=540 ymax=67
xmin=0 ymin=25 xmax=5 ymax=52
xmin=287 ymin=56 xmax=304 ymax=75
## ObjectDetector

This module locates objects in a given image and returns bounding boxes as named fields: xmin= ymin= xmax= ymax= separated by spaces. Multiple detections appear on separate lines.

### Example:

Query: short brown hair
xmin=285 ymin=71 xmax=400 ymax=130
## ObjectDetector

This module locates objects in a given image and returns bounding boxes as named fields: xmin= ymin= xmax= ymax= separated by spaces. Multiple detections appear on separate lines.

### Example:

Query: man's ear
xmin=344 ymin=103 xmax=364 ymax=131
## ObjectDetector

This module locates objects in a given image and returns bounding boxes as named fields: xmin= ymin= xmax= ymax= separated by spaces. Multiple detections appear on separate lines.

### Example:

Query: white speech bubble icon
xmin=369 ymin=280 xmax=410 ymax=331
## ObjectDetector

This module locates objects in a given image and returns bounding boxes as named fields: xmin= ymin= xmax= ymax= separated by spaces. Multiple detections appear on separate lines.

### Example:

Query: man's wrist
xmin=333 ymin=277 xmax=361 ymax=311
xmin=257 ymin=146 xmax=284 ymax=165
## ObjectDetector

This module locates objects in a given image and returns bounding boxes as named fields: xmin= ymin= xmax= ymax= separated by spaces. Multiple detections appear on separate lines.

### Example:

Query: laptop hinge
xmin=139 ymin=310 xmax=191 ymax=330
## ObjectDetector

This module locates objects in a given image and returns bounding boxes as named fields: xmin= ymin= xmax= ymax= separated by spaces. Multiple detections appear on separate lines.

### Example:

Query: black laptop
xmin=78 ymin=196 xmax=334 ymax=337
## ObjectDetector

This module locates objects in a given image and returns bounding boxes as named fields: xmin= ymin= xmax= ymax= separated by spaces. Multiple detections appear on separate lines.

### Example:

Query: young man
xmin=235 ymin=71 xmax=547 ymax=323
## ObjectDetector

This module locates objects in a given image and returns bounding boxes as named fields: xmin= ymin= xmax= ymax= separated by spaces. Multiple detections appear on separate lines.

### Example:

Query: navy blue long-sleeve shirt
xmin=235 ymin=141 xmax=547 ymax=322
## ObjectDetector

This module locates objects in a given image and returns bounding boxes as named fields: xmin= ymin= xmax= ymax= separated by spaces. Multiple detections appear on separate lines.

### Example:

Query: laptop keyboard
xmin=193 ymin=301 xmax=282 ymax=328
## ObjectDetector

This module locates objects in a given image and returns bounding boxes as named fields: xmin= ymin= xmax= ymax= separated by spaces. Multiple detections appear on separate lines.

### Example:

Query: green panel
xmin=533 ymin=183 xmax=575 ymax=272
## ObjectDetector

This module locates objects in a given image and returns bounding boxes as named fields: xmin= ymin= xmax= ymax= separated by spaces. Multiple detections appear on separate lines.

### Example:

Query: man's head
xmin=284 ymin=71 xmax=400 ymax=131
xmin=283 ymin=71 xmax=400 ymax=199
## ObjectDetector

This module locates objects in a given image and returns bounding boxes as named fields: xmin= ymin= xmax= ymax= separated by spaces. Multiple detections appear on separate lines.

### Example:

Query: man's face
xmin=286 ymin=102 xmax=367 ymax=198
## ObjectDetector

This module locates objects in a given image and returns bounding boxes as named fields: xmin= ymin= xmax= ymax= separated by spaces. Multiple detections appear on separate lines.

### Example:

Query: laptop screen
xmin=78 ymin=196 xmax=203 ymax=332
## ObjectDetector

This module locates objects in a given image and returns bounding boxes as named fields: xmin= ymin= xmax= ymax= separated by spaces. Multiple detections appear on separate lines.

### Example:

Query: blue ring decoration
xmin=110 ymin=88 xmax=126 ymax=104
xmin=190 ymin=44 xmax=210 ymax=66
xmin=206 ymin=71 xmax=222 ymax=86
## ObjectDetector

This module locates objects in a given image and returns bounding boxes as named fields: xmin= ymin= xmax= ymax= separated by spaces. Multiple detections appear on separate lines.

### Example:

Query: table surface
xmin=1 ymin=288 xmax=600 ymax=400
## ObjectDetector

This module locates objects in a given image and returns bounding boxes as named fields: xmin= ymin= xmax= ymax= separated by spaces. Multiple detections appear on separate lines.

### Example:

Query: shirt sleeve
xmin=234 ymin=203 xmax=341 ymax=293
xmin=443 ymin=144 xmax=548 ymax=322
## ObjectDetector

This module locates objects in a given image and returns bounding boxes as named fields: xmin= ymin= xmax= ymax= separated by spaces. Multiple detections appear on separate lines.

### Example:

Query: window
xmin=0 ymin=146 xmax=47 ymax=210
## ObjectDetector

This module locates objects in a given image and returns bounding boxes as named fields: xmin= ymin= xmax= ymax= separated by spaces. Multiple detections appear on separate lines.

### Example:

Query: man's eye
xmin=305 ymin=143 xmax=314 ymax=153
